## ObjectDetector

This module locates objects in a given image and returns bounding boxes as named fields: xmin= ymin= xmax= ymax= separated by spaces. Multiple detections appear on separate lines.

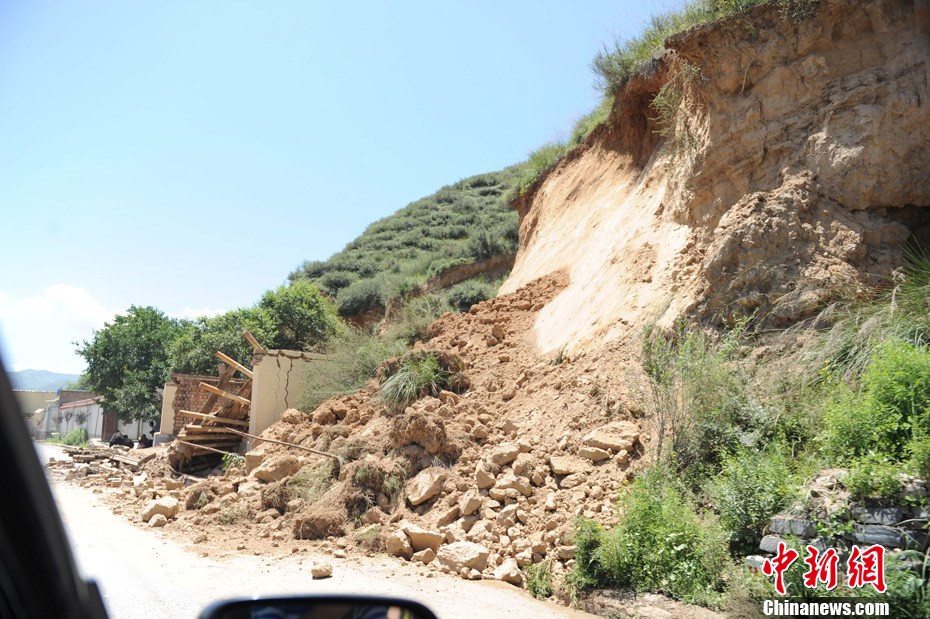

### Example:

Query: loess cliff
xmin=503 ymin=0 xmax=930 ymax=353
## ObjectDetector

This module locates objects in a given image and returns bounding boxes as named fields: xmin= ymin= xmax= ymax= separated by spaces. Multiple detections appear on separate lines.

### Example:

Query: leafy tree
xmin=76 ymin=306 xmax=182 ymax=423
xmin=259 ymin=281 xmax=339 ymax=351
xmin=169 ymin=306 xmax=275 ymax=375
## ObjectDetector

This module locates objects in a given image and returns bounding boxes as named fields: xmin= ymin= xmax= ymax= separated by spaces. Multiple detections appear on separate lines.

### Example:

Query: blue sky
xmin=0 ymin=1 xmax=683 ymax=374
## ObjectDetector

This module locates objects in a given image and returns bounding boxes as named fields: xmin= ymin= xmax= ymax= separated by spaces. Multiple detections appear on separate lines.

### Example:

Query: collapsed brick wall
xmin=169 ymin=374 xmax=248 ymax=435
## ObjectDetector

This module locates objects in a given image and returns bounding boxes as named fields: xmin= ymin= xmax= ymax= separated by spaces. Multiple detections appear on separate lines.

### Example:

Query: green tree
xmin=76 ymin=306 xmax=182 ymax=423
xmin=259 ymin=281 xmax=339 ymax=351
xmin=169 ymin=307 xmax=275 ymax=375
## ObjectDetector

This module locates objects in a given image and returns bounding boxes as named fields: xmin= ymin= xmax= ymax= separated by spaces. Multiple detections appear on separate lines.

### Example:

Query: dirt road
xmin=40 ymin=446 xmax=589 ymax=619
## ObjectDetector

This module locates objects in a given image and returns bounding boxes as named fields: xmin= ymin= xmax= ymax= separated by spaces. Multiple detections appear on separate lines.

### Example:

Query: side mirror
xmin=199 ymin=596 xmax=439 ymax=619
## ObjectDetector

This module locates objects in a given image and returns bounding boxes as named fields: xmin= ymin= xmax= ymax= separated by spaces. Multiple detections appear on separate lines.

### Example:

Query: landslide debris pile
xmin=50 ymin=274 xmax=650 ymax=585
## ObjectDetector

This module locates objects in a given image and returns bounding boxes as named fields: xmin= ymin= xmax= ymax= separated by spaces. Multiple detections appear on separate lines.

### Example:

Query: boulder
xmin=399 ymin=521 xmax=444 ymax=553
xmin=494 ymin=558 xmax=523 ymax=585
xmin=549 ymin=455 xmax=592 ymax=476
xmin=406 ymin=467 xmax=447 ymax=506
xmin=487 ymin=443 xmax=521 ymax=467
xmin=386 ymin=530 xmax=413 ymax=559
xmin=251 ymin=455 xmax=301 ymax=483
xmin=140 ymin=496 xmax=179 ymax=523
xmin=437 ymin=542 xmax=490 ymax=573
xmin=583 ymin=421 xmax=639 ymax=452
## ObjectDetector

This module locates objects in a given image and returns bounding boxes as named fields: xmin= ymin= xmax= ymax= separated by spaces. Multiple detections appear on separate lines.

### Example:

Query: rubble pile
xmin=48 ymin=273 xmax=651 ymax=588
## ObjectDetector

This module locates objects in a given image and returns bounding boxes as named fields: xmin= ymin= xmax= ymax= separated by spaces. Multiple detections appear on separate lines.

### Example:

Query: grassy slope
xmin=289 ymin=165 xmax=522 ymax=316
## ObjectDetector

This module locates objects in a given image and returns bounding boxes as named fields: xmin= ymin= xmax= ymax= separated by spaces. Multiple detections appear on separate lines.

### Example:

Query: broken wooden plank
xmin=215 ymin=351 xmax=253 ymax=379
xmin=176 ymin=440 xmax=237 ymax=456
xmin=225 ymin=428 xmax=340 ymax=462
xmin=199 ymin=382 xmax=251 ymax=407
xmin=177 ymin=410 xmax=249 ymax=427
xmin=242 ymin=329 xmax=265 ymax=353
xmin=197 ymin=364 xmax=238 ymax=415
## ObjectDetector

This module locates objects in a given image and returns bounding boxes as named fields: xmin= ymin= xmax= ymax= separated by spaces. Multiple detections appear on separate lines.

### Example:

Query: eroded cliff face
xmin=502 ymin=0 xmax=930 ymax=353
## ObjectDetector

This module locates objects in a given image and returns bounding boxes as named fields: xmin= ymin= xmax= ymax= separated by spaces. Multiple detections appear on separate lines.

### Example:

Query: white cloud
xmin=0 ymin=284 xmax=115 ymax=374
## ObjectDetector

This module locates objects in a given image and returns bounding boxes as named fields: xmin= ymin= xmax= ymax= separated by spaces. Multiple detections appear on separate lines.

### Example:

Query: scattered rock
xmin=412 ymin=548 xmax=436 ymax=564
xmin=493 ymin=558 xmax=523 ymax=585
xmin=311 ymin=562 xmax=333 ymax=579
xmin=148 ymin=514 xmax=168 ymax=528
xmin=475 ymin=461 xmax=496 ymax=490
xmin=406 ymin=467 xmax=447 ymax=506
xmin=140 ymin=496 xmax=180 ymax=523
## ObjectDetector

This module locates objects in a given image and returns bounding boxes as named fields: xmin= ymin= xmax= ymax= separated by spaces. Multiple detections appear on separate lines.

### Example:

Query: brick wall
xmin=169 ymin=374 xmax=248 ymax=435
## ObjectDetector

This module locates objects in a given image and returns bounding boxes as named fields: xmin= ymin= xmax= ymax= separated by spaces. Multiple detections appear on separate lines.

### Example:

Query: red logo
xmin=847 ymin=544 xmax=886 ymax=593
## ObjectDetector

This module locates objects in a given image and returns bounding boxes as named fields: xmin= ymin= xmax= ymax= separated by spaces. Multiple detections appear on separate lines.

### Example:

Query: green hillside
xmin=288 ymin=165 xmax=522 ymax=316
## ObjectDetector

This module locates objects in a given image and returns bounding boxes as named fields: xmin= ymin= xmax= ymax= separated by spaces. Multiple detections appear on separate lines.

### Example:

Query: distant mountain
xmin=9 ymin=369 xmax=80 ymax=392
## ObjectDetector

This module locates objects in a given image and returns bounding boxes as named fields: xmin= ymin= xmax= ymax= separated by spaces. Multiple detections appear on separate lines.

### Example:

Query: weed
xmin=286 ymin=459 xmax=337 ymax=504
xmin=378 ymin=351 xmax=464 ymax=410
xmin=514 ymin=142 xmax=569 ymax=197
xmin=217 ymin=506 xmax=243 ymax=525
xmin=552 ymin=346 xmax=567 ymax=366
xmin=525 ymin=561 xmax=553 ymax=599
xmin=221 ymin=452 xmax=244 ymax=472
xmin=844 ymin=456 xmax=904 ymax=503
xmin=579 ymin=466 xmax=730 ymax=606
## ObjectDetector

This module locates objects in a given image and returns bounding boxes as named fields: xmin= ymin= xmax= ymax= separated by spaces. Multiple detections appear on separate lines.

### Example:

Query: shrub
xmin=378 ymin=351 xmax=465 ymax=410
xmin=525 ymin=562 xmax=553 ymax=599
xmin=639 ymin=321 xmax=770 ymax=477
xmin=446 ymin=279 xmax=496 ymax=313
xmin=337 ymin=278 xmax=385 ymax=316
xmin=593 ymin=467 xmax=729 ymax=605
xmin=821 ymin=340 xmax=930 ymax=463
xmin=711 ymin=447 xmax=791 ymax=554
xmin=286 ymin=459 xmax=338 ymax=503
xmin=60 ymin=427 xmax=89 ymax=447
xmin=317 ymin=270 xmax=358 ymax=296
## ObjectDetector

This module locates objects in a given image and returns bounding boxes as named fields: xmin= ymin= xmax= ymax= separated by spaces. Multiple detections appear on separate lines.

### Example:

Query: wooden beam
xmin=242 ymin=329 xmax=265 ymax=353
xmin=215 ymin=351 xmax=253 ymax=378
xmin=176 ymin=440 xmax=236 ymax=456
xmin=181 ymin=425 xmax=243 ymax=436
xmin=199 ymin=382 xmax=251 ymax=407
xmin=225 ymin=428 xmax=340 ymax=462
xmin=197 ymin=364 xmax=238 ymax=415
xmin=177 ymin=410 xmax=249 ymax=427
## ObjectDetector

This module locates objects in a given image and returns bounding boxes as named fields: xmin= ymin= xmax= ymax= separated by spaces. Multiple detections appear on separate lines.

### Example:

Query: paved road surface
xmin=37 ymin=443 xmax=586 ymax=619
